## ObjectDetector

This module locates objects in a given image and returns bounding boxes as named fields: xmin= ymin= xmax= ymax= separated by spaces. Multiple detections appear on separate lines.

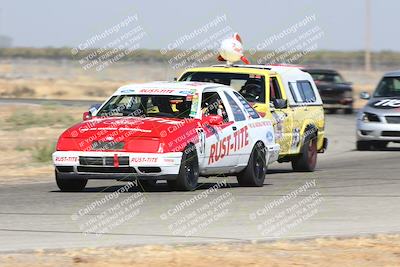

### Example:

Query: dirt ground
xmin=0 ymin=59 xmax=386 ymax=109
xmin=0 ymin=234 xmax=399 ymax=267
xmin=0 ymin=104 xmax=84 ymax=185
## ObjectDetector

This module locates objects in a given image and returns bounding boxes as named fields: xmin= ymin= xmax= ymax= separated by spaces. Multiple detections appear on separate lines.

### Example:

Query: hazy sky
xmin=0 ymin=0 xmax=397 ymax=51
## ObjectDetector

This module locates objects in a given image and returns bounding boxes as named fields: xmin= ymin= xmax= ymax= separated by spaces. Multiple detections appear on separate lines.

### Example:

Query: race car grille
xmin=77 ymin=166 xmax=136 ymax=173
xmin=381 ymin=131 xmax=400 ymax=137
xmin=385 ymin=116 xmax=400 ymax=124
xmin=138 ymin=167 xmax=161 ymax=173
xmin=56 ymin=166 xmax=74 ymax=173
xmin=91 ymin=141 xmax=124 ymax=150
xmin=79 ymin=156 xmax=129 ymax=166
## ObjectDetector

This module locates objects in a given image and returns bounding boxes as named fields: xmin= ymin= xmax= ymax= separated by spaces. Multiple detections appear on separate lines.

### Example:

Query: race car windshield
xmin=373 ymin=77 xmax=400 ymax=97
xmin=180 ymin=72 xmax=266 ymax=103
xmin=96 ymin=94 xmax=195 ymax=119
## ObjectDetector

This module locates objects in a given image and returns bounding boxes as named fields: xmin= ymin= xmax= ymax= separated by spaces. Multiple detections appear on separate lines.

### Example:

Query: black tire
xmin=373 ymin=141 xmax=388 ymax=150
xmin=173 ymin=145 xmax=199 ymax=191
xmin=356 ymin=140 xmax=372 ymax=151
xmin=138 ymin=180 xmax=157 ymax=191
xmin=55 ymin=171 xmax=87 ymax=192
xmin=344 ymin=108 xmax=353 ymax=114
xmin=291 ymin=135 xmax=318 ymax=172
xmin=237 ymin=142 xmax=267 ymax=187
xmin=325 ymin=108 xmax=337 ymax=114
xmin=374 ymin=141 xmax=389 ymax=150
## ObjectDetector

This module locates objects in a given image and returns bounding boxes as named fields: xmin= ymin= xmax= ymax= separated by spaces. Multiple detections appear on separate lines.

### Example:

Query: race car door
xmin=199 ymin=89 xmax=240 ymax=174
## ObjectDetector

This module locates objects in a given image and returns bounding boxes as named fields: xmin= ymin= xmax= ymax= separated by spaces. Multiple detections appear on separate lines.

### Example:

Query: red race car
xmin=52 ymin=81 xmax=280 ymax=191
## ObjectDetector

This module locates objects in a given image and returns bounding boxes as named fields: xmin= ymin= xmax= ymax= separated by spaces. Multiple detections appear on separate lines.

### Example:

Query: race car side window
xmin=233 ymin=91 xmax=260 ymax=119
xmin=224 ymin=91 xmax=246 ymax=121
xmin=201 ymin=91 xmax=229 ymax=122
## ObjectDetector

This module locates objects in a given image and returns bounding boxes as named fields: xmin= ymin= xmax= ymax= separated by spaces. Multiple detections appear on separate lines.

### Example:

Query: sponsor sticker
xmin=266 ymin=131 xmax=274 ymax=143
xmin=373 ymin=99 xmax=400 ymax=108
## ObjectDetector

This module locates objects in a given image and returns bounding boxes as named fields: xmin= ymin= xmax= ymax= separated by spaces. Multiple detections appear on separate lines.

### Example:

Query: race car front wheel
xmin=169 ymin=145 xmax=199 ymax=191
xmin=55 ymin=171 xmax=87 ymax=192
xmin=237 ymin=142 xmax=266 ymax=187
xmin=291 ymin=135 xmax=317 ymax=172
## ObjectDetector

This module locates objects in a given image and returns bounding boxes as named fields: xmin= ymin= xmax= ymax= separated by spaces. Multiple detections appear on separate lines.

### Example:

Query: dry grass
xmin=0 ymin=104 xmax=84 ymax=184
xmin=1 ymin=234 xmax=400 ymax=267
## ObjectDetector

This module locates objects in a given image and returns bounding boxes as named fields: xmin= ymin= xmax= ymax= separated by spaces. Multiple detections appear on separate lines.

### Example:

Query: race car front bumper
xmin=357 ymin=120 xmax=400 ymax=142
xmin=52 ymin=151 xmax=183 ymax=180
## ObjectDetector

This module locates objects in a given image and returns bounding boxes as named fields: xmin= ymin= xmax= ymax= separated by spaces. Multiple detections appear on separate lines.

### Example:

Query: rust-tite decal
xmin=208 ymin=126 xmax=249 ymax=164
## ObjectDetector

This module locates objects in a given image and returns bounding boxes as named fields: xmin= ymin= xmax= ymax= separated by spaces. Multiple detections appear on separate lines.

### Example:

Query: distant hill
xmin=0 ymin=47 xmax=399 ymax=70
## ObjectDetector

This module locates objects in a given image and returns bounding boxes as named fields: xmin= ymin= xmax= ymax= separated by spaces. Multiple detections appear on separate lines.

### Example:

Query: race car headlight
xmin=361 ymin=112 xmax=380 ymax=123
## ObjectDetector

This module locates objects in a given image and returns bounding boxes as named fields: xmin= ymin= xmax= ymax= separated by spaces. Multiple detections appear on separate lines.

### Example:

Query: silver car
xmin=357 ymin=70 xmax=400 ymax=150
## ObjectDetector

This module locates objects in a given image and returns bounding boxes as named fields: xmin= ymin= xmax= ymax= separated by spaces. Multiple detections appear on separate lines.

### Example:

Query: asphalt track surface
xmin=0 ymin=113 xmax=399 ymax=252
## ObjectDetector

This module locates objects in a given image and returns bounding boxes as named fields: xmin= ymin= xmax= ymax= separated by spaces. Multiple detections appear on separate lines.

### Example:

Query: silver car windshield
xmin=374 ymin=77 xmax=400 ymax=97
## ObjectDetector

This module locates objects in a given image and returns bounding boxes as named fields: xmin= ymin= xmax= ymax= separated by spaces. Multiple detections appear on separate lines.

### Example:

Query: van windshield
xmin=374 ymin=77 xmax=400 ymax=97
xmin=180 ymin=72 xmax=266 ymax=103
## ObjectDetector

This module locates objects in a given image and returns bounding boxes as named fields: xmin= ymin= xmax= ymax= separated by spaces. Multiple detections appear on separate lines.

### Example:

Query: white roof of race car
xmin=114 ymin=81 xmax=227 ymax=96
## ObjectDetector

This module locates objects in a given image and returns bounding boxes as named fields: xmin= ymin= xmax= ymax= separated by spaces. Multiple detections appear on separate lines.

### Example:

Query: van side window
xmin=296 ymin=81 xmax=316 ymax=103
xmin=270 ymin=77 xmax=283 ymax=102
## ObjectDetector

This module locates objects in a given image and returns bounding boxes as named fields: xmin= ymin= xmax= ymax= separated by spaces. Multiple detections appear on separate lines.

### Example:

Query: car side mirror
xmin=360 ymin=92 xmax=371 ymax=100
xmin=83 ymin=111 xmax=92 ymax=121
xmin=203 ymin=115 xmax=223 ymax=126
xmin=273 ymin=99 xmax=288 ymax=109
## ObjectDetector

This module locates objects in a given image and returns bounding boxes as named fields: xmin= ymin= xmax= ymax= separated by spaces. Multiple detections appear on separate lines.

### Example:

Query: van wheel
xmin=173 ymin=145 xmax=199 ymax=191
xmin=56 ymin=171 xmax=87 ymax=192
xmin=237 ymin=143 xmax=266 ymax=187
xmin=291 ymin=136 xmax=317 ymax=172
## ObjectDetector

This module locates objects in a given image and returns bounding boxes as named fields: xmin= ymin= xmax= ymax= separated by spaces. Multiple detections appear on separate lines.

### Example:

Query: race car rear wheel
xmin=55 ymin=171 xmax=87 ymax=192
xmin=171 ymin=145 xmax=199 ymax=191
xmin=237 ymin=142 xmax=266 ymax=187
xmin=291 ymin=135 xmax=317 ymax=172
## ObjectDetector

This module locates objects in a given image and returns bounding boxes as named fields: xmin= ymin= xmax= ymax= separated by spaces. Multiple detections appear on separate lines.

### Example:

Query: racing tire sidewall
xmin=174 ymin=145 xmax=199 ymax=191
xmin=237 ymin=143 xmax=267 ymax=187
xmin=55 ymin=170 xmax=87 ymax=192
xmin=292 ymin=134 xmax=317 ymax=172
